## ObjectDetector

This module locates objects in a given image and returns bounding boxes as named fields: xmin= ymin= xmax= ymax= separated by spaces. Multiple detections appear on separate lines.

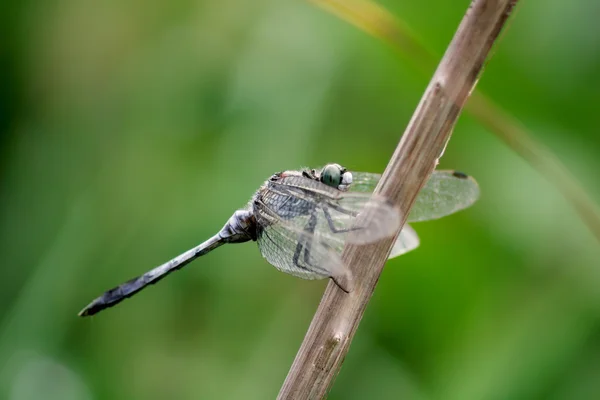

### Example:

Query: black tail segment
xmin=78 ymin=249 xmax=211 ymax=317
xmin=78 ymin=234 xmax=227 ymax=317
xmin=78 ymin=210 xmax=255 ymax=317
xmin=78 ymin=274 xmax=153 ymax=317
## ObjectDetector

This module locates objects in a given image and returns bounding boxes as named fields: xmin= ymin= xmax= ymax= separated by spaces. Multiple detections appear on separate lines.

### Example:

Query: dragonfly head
xmin=319 ymin=163 xmax=353 ymax=191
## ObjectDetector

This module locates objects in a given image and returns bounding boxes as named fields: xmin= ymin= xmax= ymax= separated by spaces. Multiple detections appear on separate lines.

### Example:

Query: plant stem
xmin=278 ymin=1 xmax=519 ymax=398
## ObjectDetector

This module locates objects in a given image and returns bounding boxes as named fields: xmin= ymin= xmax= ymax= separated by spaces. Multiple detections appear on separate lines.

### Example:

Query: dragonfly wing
xmin=388 ymin=224 xmax=420 ymax=259
xmin=348 ymin=171 xmax=381 ymax=193
xmin=350 ymin=170 xmax=479 ymax=222
xmin=408 ymin=171 xmax=479 ymax=222
xmin=267 ymin=175 xmax=401 ymax=244
xmin=254 ymin=198 xmax=352 ymax=291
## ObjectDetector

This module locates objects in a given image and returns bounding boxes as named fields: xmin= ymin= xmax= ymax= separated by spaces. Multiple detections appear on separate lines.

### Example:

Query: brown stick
xmin=277 ymin=1 xmax=519 ymax=398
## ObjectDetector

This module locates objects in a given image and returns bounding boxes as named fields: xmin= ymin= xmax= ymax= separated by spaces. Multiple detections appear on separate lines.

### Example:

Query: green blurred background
xmin=1 ymin=0 xmax=600 ymax=399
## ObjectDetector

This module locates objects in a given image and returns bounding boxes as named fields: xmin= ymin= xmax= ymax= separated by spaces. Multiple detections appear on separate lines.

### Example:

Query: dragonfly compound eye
xmin=320 ymin=164 xmax=342 ymax=188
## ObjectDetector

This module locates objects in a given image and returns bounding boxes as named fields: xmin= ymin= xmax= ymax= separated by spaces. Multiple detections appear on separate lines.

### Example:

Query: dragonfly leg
xmin=302 ymin=211 xmax=318 ymax=265
xmin=292 ymin=236 xmax=325 ymax=274
xmin=292 ymin=238 xmax=308 ymax=270
xmin=291 ymin=211 xmax=325 ymax=274
xmin=327 ymin=203 xmax=359 ymax=217
xmin=301 ymin=211 xmax=332 ymax=276
xmin=322 ymin=207 xmax=363 ymax=234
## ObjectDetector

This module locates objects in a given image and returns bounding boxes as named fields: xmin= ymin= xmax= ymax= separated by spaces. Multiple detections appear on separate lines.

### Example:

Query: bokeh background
xmin=2 ymin=0 xmax=600 ymax=399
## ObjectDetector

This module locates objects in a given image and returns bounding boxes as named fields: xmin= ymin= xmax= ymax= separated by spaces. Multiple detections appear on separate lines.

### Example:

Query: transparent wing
xmin=350 ymin=170 xmax=479 ymax=222
xmin=254 ymin=198 xmax=352 ymax=291
xmin=266 ymin=175 xmax=401 ymax=244
xmin=388 ymin=224 xmax=420 ymax=259
xmin=348 ymin=171 xmax=382 ymax=193
xmin=408 ymin=171 xmax=480 ymax=222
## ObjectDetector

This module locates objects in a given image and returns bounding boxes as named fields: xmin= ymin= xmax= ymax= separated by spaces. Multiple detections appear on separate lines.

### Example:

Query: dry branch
xmin=278 ymin=0 xmax=519 ymax=398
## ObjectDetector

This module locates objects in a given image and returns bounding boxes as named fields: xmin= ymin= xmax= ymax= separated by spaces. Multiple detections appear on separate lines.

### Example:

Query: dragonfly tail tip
xmin=78 ymin=301 xmax=101 ymax=317
xmin=78 ymin=307 xmax=91 ymax=317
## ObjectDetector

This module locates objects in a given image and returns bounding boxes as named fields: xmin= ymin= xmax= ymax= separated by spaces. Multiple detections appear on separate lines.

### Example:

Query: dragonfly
xmin=79 ymin=163 xmax=479 ymax=317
